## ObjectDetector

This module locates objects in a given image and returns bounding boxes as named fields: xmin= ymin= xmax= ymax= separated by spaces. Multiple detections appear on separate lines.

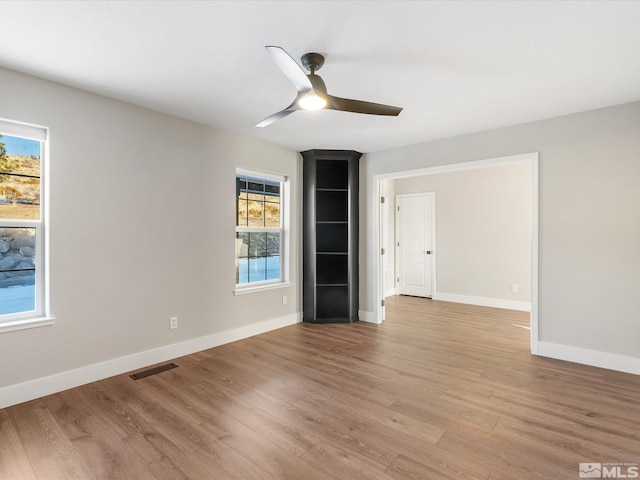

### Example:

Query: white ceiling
xmin=2 ymin=1 xmax=640 ymax=153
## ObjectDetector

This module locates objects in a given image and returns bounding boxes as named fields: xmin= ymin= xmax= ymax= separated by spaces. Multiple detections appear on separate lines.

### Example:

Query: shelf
xmin=316 ymin=223 xmax=348 ymax=253
xmin=316 ymin=159 xmax=348 ymax=189
xmin=316 ymin=286 xmax=349 ymax=319
xmin=316 ymin=254 xmax=348 ymax=285
xmin=316 ymin=190 xmax=348 ymax=221
xmin=302 ymin=149 xmax=361 ymax=323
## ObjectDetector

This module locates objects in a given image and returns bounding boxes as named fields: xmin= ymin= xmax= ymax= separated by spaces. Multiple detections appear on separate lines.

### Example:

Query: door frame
xmin=372 ymin=152 xmax=539 ymax=355
xmin=395 ymin=192 xmax=436 ymax=299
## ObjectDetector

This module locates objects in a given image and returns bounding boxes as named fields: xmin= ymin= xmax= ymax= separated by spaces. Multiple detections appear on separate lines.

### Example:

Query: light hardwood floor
xmin=2 ymin=296 xmax=639 ymax=479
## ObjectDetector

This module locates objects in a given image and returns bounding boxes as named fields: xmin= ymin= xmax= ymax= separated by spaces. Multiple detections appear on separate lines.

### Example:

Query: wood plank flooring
xmin=2 ymin=295 xmax=640 ymax=479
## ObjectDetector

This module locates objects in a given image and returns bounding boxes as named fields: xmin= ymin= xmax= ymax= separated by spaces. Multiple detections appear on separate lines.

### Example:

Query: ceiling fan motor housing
xmin=301 ymin=52 xmax=325 ymax=73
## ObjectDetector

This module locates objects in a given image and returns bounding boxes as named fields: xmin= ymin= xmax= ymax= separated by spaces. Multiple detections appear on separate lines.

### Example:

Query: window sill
xmin=234 ymin=282 xmax=291 ymax=295
xmin=0 ymin=316 xmax=55 ymax=334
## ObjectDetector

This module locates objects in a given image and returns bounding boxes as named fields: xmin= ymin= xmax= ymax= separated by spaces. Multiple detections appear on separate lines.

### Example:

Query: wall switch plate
xmin=170 ymin=316 xmax=178 ymax=329
xmin=511 ymin=284 xmax=519 ymax=293
xmin=282 ymin=295 xmax=287 ymax=305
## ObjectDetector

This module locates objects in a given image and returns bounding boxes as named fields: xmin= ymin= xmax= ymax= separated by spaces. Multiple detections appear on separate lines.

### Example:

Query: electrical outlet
xmin=282 ymin=295 xmax=287 ymax=305
xmin=511 ymin=284 xmax=519 ymax=293
xmin=170 ymin=316 xmax=178 ymax=329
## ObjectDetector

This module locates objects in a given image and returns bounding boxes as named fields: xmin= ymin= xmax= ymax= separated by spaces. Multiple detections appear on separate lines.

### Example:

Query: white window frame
xmin=0 ymin=118 xmax=53 ymax=333
xmin=234 ymin=167 xmax=290 ymax=294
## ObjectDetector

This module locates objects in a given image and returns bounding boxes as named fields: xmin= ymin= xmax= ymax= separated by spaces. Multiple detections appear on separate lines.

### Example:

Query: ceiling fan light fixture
xmin=298 ymin=92 xmax=327 ymax=111
xmin=255 ymin=46 xmax=403 ymax=127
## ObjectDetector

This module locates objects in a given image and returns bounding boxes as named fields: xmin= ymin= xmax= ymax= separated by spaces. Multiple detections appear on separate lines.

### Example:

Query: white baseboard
xmin=436 ymin=292 xmax=531 ymax=312
xmin=359 ymin=310 xmax=380 ymax=324
xmin=536 ymin=341 xmax=640 ymax=376
xmin=0 ymin=313 xmax=302 ymax=409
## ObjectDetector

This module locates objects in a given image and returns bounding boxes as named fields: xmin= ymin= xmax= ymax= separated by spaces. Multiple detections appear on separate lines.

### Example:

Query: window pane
xmin=247 ymin=200 xmax=265 ymax=227
xmin=0 ymin=134 xmax=41 ymax=220
xmin=249 ymin=256 xmax=267 ymax=282
xmin=236 ymin=232 xmax=249 ymax=283
xmin=268 ymin=230 xmax=281 ymax=281
xmin=0 ymin=175 xmax=40 ymax=220
xmin=247 ymin=192 xmax=265 ymax=202
xmin=237 ymin=175 xmax=281 ymax=229
xmin=249 ymin=231 xmax=267 ymax=258
xmin=265 ymin=198 xmax=280 ymax=228
xmin=236 ymin=257 xmax=248 ymax=284
xmin=0 ymin=135 xmax=40 ymax=175
xmin=237 ymin=198 xmax=248 ymax=227
xmin=236 ymin=231 xmax=249 ymax=256
xmin=264 ymin=182 xmax=280 ymax=196
xmin=238 ymin=231 xmax=266 ymax=258
xmin=0 ymin=227 xmax=36 ymax=315
xmin=266 ymin=232 xmax=280 ymax=256
xmin=235 ymin=230 xmax=281 ymax=284
xmin=247 ymin=180 xmax=264 ymax=194
xmin=266 ymin=255 xmax=281 ymax=281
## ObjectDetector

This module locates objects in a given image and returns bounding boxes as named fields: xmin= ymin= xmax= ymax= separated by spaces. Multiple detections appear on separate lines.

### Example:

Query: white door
xmin=396 ymin=193 xmax=434 ymax=298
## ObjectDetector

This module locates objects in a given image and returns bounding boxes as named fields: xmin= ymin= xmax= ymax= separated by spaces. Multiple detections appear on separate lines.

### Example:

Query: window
xmin=0 ymin=119 xmax=50 ymax=331
xmin=235 ymin=169 xmax=288 ymax=291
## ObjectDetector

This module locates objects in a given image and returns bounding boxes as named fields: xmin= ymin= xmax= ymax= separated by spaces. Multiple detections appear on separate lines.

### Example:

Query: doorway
xmin=373 ymin=153 xmax=539 ymax=354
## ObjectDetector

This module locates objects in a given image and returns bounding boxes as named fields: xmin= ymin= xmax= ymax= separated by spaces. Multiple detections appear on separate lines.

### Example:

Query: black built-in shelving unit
xmin=302 ymin=149 xmax=361 ymax=323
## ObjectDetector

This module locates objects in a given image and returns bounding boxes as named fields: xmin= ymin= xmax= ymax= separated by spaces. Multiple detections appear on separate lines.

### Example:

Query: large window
xmin=0 ymin=119 xmax=48 ymax=330
xmin=235 ymin=169 xmax=287 ymax=289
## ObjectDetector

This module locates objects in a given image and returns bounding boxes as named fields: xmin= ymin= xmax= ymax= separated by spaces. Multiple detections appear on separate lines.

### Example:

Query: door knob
xmin=426 ymin=250 xmax=431 ymax=255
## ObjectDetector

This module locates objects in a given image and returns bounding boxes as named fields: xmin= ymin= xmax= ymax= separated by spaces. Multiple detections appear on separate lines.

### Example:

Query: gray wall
xmin=394 ymin=163 xmax=532 ymax=306
xmin=362 ymin=101 xmax=640 ymax=359
xmin=0 ymin=67 xmax=300 ymax=390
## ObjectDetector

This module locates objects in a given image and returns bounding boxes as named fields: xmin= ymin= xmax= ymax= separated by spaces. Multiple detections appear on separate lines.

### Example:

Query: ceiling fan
xmin=255 ymin=46 xmax=403 ymax=127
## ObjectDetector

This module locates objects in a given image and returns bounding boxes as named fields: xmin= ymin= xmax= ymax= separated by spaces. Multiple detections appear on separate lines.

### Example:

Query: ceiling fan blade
xmin=255 ymin=106 xmax=297 ymax=128
xmin=265 ymin=46 xmax=313 ymax=93
xmin=328 ymin=95 xmax=403 ymax=116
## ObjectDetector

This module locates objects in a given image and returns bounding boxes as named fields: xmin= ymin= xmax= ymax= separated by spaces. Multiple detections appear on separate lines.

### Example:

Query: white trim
xmin=0 ymin=118 xmax=47 ymax=141
xmin=376 ymin=152 xmax=536 ymax=180
xmin=0 ymin=316 xmax=55 ymax=334
xmin=435 ymin=292 xmax=531 ymax=312
xmin=537 ymin=342 xmax=640 ymax=376
xmin=372 ymin=152 xmax=539 ymax=354
xmin=372 ymin=178 xmax=384 ymax=322
xmin=233 ymin=281 xmax=291 ymax=295
xmin=0 ymin=312 xmax=301 ymax=409
xmin=530 ymin=155 xmax=540 ymax=354
xmin=282 ymin=175 xmax=291 ymax=284
xmin=378 ymin=186 xmax=385 ymax=322
xmin=384 ymin=288 xmax=396 ymax=298
xmin=358 ymin=310 xmax=380 ymax=324
xmin=235 ymin=226 xmax=280 ymax=233
xmin=236 ymin=166 xmax=285 ymax=183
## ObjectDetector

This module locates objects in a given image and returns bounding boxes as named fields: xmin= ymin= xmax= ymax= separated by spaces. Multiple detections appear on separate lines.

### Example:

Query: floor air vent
xmin=130 ymin=363 xmax=178 ymax=380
